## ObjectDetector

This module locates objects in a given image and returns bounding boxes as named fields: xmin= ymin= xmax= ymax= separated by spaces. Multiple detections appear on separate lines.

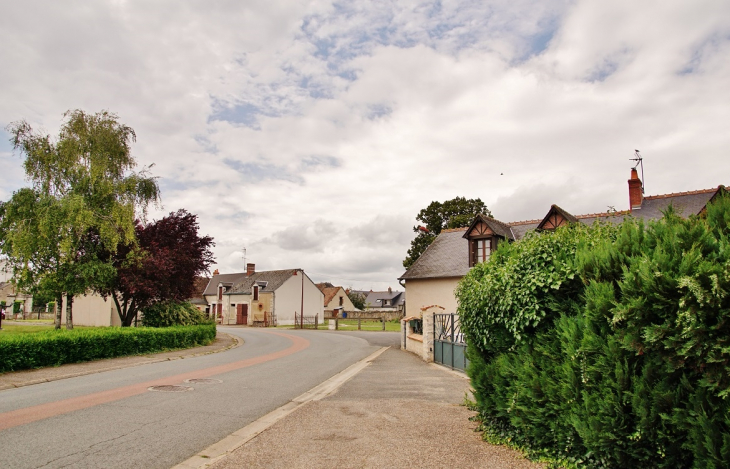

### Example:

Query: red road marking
xmin=0 ymin=330 xmax=309 ymax=431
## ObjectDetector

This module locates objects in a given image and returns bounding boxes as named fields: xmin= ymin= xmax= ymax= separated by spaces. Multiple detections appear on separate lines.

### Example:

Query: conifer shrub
xmin=457 ymin=194 xmax=730 ymax=468
xmin=0 ymin=324 xmax=216 ymax=372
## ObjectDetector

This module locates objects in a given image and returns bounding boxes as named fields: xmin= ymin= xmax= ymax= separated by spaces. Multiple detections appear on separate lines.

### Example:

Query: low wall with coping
xmin=400 ymin=305 xmax=443 ymax=362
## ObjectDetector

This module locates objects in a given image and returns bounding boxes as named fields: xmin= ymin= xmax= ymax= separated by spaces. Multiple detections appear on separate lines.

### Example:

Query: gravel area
xmin=211 ymin=348 xmax=543 ymax=469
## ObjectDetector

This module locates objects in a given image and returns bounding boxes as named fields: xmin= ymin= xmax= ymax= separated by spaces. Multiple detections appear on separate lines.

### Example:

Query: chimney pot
xmin=213 ymin=269 xmax=219 ymax=275
xmin=628 ymin=168 xmax=643 ymax=210
xmin=246 ymin=263 xmax=255 ymax=277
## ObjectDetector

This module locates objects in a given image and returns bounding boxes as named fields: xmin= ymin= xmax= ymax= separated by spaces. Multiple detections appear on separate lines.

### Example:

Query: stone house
xmin=204 ymin=264 xmax=323 ymax=326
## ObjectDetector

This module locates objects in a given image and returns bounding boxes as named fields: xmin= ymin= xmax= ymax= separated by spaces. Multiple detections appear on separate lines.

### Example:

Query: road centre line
xmin=0 ymin=330 xmax=309 ymax=432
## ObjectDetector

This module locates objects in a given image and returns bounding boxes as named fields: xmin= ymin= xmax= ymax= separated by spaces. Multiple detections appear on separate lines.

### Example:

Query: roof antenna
xmin=630 ymin=149 xmax=645 ymax=194
xmin=242 ymin=247 xmax=247 ymax=268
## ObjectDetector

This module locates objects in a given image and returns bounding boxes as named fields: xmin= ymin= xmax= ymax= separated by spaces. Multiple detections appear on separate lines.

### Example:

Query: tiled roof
xmin=399 ymin=228 xmax=469 ymax=280
xmin=228 ymin=269 xmax=300 ymax=294
xmin=317 ymin=285 xmax=342 ymax=305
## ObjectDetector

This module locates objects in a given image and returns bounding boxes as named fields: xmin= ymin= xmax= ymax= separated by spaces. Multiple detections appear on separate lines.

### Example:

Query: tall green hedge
xmin=0 ymin=324 xmax=216 ymax=372
xmin=456 ymin=195 xmax=730 ymax=468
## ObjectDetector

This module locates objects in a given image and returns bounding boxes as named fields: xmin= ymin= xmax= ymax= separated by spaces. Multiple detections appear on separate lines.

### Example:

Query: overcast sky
xmin=1 ymin=1 xmax=729 ymax=290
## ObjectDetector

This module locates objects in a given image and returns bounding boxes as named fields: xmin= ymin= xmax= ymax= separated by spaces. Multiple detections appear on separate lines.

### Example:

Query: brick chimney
xmin=213 ymin=269 xmax=219 ymax=275
xmin=628 ymin=168 xmax=643 ymax=210
xmin=246 ymin=263 xmax=255 ymax=277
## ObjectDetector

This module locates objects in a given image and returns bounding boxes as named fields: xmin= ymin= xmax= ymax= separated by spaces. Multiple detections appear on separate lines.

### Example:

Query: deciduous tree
xmin=402 ymin=197 xmax=490 ymax=269
xmin=0 ymin=110 xmax=159 ymax=329
xmin=100 ymin=210 xmax=214 ymax=326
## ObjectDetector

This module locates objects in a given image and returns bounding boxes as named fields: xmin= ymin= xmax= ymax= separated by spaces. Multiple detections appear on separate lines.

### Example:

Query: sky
xmin=1 ymin=0 xmax=729 ymax=290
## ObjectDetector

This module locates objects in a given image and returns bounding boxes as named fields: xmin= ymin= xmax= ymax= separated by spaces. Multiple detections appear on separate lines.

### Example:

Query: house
xmin=316 ymin=283 xmax=359 ymax=315
xmin=363 ymin=288 xmax=404 ymax=311
xmin=204 ymin=263 xmax=323 ymax=326
xmin=0 ymin=281 xmax=34 ymax=318
xmin=399 ymin=168 xmax=727 ymax=320
xmin=189 ymin=276 xmax=211 ymax=313
xmin=0 ymin=260 xmax=34 ymax=318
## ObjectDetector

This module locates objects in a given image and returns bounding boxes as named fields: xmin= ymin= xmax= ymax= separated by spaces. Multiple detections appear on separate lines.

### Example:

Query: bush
xmin=141 ymin=301 xmax=211 ymax=327
xmin=0 ymin=324 xmax=216 ymax=372
xmin=457 ymin=194 xmax=730 ymax=468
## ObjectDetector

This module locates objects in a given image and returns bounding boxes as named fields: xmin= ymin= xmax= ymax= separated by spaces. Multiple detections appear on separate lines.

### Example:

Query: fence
xmin=293 ymin=315 xmax=319 ymax=329
xmin=329 ymin=317 xmax=386 ymax=331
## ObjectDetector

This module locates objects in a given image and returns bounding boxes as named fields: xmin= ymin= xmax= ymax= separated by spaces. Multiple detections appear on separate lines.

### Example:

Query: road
xmin=0 ymin=327 xmax=399 ymax=469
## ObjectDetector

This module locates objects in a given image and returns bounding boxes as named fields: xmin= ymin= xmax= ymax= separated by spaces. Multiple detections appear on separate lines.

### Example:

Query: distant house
xmin=316 ymin=283 xmax=359 ymax=315
xmin=399 ymin=169 xmax=728 ymax=319
xmin=363 ymin=288 xmax=404 ymax=311
xmin=204 ymin=263 xmax=323 ymax=326
xmin=0 ymin=281 xmax=33 ymax=318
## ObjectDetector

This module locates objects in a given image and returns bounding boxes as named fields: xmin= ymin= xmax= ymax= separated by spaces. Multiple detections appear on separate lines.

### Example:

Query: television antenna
xmin=242 ymin=247 xmax=247 ymax=267
xmin=630 ymin=149 xmax=645 ymax=194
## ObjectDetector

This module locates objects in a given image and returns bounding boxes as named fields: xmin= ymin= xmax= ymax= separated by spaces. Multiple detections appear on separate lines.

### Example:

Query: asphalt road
xmin=0 ymin=328 xmax=400 ymax=469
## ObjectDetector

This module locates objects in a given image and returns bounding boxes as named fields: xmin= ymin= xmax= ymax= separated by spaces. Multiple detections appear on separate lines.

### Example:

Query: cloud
xmin=1 ymin=0 xmax=729 ymax=290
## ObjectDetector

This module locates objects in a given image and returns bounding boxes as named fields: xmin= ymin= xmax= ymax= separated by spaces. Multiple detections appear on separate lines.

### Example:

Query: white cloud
xmin=1 ymin=0 xmax=729 ymax=290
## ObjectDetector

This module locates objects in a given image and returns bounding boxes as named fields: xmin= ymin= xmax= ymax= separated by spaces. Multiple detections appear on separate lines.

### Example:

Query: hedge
xmin=0 ymin=323 xmax=216 ymax=373
xmin=456 ymin=194 xmax=730 ymax=468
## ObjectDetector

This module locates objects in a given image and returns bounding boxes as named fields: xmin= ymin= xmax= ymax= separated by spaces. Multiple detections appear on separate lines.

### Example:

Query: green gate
xmin=434 ymin=314 xmax=469 ymax=371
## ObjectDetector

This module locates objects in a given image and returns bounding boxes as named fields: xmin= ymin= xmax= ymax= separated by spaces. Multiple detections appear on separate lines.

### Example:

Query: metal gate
xmin=434 ymin=314 xmax=469 ymax=371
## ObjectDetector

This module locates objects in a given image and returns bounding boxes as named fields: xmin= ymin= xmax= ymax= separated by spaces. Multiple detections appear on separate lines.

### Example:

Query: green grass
xmin=278 ymin=319 xmax=401 ymax=332
xmin=0 ymin=324 xmax=96 ymax=338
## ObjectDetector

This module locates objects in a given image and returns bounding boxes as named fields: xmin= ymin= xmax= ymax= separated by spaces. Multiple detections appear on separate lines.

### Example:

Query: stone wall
xmin=327 ymin=309 xmax=402 ymax=321
xmin=400 ymin=305 xmax=444 ymax=362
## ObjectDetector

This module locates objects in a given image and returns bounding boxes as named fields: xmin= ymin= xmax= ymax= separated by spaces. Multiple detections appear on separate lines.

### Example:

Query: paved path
xmin=209 ymin=348 xmax=543 ymax=469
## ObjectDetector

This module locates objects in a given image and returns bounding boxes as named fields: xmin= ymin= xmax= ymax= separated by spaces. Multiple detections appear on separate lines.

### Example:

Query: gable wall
xmin=404 ymin=277 xmax=461 ymax=318
xmin=275 ymin=273 xmax=324 ymax=325
xmin=324 ymin=287 xmax=358 ymax=312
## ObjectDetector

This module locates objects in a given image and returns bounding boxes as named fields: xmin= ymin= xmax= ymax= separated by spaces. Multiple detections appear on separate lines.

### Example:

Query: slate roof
xmin=365 ymin=290 xmax=404 ymax=308
xmin=202 ymin=273 xmax=249 ymax=296
xmin=228 ymin=269 xmax=300 ymax=295
xmin=631 ymin=188 xmax=718 ymax=221
xmin=400 ymin=185 xmax=726 ymax=280
xmin=399 ymin=228 xmax=470 ymax=280
xmin=190 ymin=276 xmax=210 ymax=300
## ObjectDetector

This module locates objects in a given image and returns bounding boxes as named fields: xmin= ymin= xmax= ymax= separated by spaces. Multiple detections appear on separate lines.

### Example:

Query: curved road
xmin=0 ymin=328 xmax=399 ymax=469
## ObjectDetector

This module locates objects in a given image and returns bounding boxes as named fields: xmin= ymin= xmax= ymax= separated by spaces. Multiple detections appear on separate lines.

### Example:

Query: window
xmin=218 ymin=286 xmax=223 ymax=300
xmin=253 ymin=285 xmax=259 ymax=301
xmin=474 ymin=239 xmax=491 ymax=265
xmin=339 ymin=296 xmax=343 ymax=306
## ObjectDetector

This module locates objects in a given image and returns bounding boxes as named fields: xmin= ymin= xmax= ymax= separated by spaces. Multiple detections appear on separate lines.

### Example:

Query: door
xmin=236 ymin=304 xmax=248 ymax=325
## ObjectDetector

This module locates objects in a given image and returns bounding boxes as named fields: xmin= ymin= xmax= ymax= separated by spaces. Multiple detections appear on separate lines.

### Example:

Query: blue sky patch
xmin=209 ymin=102 xmax=263 ymax=129
xmin=224 ymin=159 xmax=303 ymax=184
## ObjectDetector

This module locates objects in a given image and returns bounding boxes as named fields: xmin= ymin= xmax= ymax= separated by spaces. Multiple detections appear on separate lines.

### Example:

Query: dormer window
xmin=218 ymin=286 xmax=223 ymax=300
xmin=475 ymin=239 xmax=491 ymax=264
xmin=464 ymin=214 xmax=514 ymax=268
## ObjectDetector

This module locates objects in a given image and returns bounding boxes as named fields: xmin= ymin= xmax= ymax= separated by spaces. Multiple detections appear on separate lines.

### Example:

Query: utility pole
xmin=300 ymin=269 xmax=304 ymax=329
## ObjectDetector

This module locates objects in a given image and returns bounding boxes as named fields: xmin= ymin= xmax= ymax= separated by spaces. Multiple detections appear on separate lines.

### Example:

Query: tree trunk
xmin=55 ymin=294 xmax=63 ymax=330
xmin=65 ymin=293 xmax=73 ymax=330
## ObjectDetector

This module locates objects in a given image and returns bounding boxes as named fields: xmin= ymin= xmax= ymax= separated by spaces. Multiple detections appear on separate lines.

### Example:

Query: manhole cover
xmin=148 ymin=385 xmax=193 ymax=392
xmin=184 ymin=378 xmax=222 ymax=384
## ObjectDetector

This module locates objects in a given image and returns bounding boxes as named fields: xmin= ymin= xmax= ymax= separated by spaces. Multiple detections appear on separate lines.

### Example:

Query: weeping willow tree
xmin=0 ymin=110 xmax=159 ymax=329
